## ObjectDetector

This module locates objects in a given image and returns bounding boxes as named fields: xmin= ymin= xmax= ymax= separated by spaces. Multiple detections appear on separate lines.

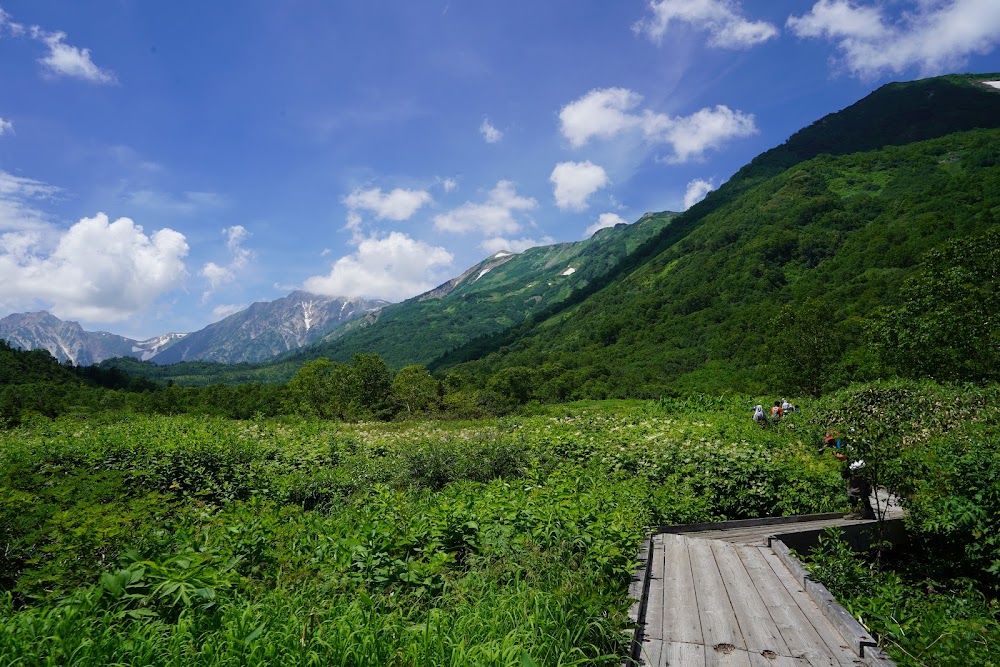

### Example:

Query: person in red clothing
xmin=770 ymin=400 xmax=783 ymax=422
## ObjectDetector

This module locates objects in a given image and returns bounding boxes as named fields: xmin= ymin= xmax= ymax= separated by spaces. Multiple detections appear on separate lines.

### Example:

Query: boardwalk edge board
xmin=655 ymin=512 xmax=845 ymax=535
xmin=624 ymin=535 xmax=653 ymax=667
xmin=772 ymin=537 xmax=885 ymax=663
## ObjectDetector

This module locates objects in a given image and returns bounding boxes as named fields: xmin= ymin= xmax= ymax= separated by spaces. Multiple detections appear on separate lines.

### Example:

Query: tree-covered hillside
xmin=439 ymin=127 xmax=999 ymax=397
xmin=295 ymin=211 xmax=676 ymax=368
xmin=100 ymin=74 xmax=1000 ymax=395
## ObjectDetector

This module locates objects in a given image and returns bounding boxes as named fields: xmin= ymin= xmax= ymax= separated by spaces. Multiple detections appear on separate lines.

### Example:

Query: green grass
xmin=0 ymin=399 xmax=843 ymax=665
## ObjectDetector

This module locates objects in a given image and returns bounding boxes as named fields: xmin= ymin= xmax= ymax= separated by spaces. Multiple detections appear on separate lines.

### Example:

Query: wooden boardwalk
xmin=632 ymin=494 xmax=903 ymax=667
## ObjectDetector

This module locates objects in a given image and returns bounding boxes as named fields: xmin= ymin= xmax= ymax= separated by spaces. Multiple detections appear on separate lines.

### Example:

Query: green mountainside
xmin=102 ymin=74 xmax=1000 ymax=394
xmin=99 ymin=212 xmax=674 ymax=385
xmin=294 ymin=212 xmax=676 ymax=368
xmin=432 ymin=75 xmax=1000 ymax=397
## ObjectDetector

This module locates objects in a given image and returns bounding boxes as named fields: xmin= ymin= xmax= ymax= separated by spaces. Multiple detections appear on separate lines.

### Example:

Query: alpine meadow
xmin=2 ymin=4 xmax=1000 ymax=665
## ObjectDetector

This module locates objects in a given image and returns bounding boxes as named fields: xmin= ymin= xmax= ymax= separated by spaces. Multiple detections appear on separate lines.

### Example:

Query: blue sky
xmin=1 ymin=1 xmax=998 ymax=339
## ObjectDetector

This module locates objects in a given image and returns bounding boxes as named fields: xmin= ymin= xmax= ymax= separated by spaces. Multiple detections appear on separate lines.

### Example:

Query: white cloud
xmin=434 ymin=180 xmax=537 ymax=235
xmin=634 ymin=0 xmax=778 ymax=48
xmin=126 ymin=190 xmax=228 ymax=217
xmin=683 ymin=178 xmax=715 ymax=209
xmin=303 ymin=231 xmax=454 ymax=301
xmin=585 ymin=213 xmax=629 ymax=237
xmin=343 ymin=187 xmax=432 ymax=221
xmin=0 ymin=213 xmax=188 ymax=321
xmin=480 ymin=236 xmax=555 ymax=255
xmin=658 ymin=105 xmax=757 ymax=163
xmin=480 ymin=117 xmax=503 ymax=143
xmin=550 ymin=161 xmax=609 ymax=211
xmin=0 ymin=8 xmax=25 ymax=37
xmin=30 ymin=27 xmax=117 ymax=84
xmin=559 ymin=88 xmax=756 ymax=162
xmin=0 ymin=117 xmax=12 ymax=136
xmin=200 ymin=225 xmax=254 ymax=299
xmin=559 ymin=88 xmax=645 ymax=148
xmin=0 ymin=171 xmax=60 ymax=234
xmin=440 ymin=177 xmax=458 ymax=192
xmin=788 ymin=0 xmax=1000 ymax=78
xmin=212 ymin=303 xmax=246 ymax=319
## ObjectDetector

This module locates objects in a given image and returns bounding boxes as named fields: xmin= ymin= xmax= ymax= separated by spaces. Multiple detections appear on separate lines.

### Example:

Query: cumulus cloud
xmin=788 ymin=0 xmax=1000 ymax=78
xmin=440 ymin=177 xmax=458 ymax=192
xmin=434 ymin=180 xmax=537 ymax=235
xmin=0 ymin=213 xmax=188 ymax=321
xmin=303 ymin=231 xmax=454 ymax=301
xmin=29 ymin=26 xmax=117 ymax=84
xmin=559 ymin=88 xmax=756 ymax=162
xmin=634 ymin=0 xmax=778 ymax=48
xmin=200 ymin=225 xmax=254 ymax=299
xmin=480 ymin=236 xmax=555 ymax=255
xmin=550 ymin=161 xmax=609 ymax=211
xmin=480 ymin=117 xmax=503 ymax=143
xmin=585 ymin=213 xmax=629 ymax=237
xmin=343 ymin=186 xmax=432 ymax=221
xmin=683 ymin=178 xmax=715 ymax=209
xmin=0 ymin=117 xmax=12 ymax=136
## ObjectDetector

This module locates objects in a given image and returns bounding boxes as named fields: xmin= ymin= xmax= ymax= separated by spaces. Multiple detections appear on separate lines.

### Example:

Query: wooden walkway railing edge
xmin=622 ymin=513 xmax=899 ymax=666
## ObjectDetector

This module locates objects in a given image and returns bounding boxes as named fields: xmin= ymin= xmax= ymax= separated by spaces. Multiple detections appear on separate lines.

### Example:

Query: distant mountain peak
xmin=0 ymin=311 xmax=181 ymax=365
xmin=149 ymin=291 xmax=389 ymax=364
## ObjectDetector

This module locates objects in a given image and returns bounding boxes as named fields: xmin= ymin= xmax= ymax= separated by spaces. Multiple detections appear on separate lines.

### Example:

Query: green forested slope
xmin=282 ymin=211 xmax=676 ymax=368
xmin=104 ymin=74 xmax=1000 ymax=392
xmin=440 ymin=127 xmax=1000 ymax=397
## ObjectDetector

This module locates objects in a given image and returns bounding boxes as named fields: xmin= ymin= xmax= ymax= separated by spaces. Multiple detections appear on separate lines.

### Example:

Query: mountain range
xmin=0 ymin=292 xmax=387 ymax=366
xmin=3 ymin=73 xmax=999 ymax=396
xmin=0 ymin=214 xmax=668 ymax=368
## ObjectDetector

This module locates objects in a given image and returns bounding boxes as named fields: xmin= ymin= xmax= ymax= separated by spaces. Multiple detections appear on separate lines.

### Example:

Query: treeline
xmin=0 ymin=342 xmax=547 ymax=425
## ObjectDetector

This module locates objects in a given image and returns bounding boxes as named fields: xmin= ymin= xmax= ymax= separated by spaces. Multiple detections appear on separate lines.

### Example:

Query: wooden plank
xmin=645 ymin=534 xmax=666 ymax=641
xmin=639 ymin=634 xmax=663 ymax=667
xmin=738 ymin=546 xmax=848 ymax=667
xmin=687 ymin=539 xmax=748 ymax=665
xmin=748 ymin=652 xmax=812 ymax=667
xmin=712 ymin=541 xmax=789 ymax=656
xmin=663 ymin=641 xmax=706 ymax=666
xmin=658 ymin=513 xmax=845 ymax=535
xmin=760 ymin=549 xmax=859 ymax=663
xmin=803 ymin=577 xmax=877 ymax=659
xmin=662 ymin=534 xmax=704 ymax=645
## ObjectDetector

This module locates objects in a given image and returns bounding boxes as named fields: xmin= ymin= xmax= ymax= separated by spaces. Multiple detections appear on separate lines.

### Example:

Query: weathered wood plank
xmin=658 ymin=513 xmax=845 ymax=535
xmin=663 ymin=641 xmax=706 ymax=666
xmin=639 ymin=634 xmax=663 ymax=667
xmin=687 ymin=539 xmax=747 ymax=660
xmin=759 ymin=549 xmax=859 ymax=663
xmin=645 ymin=534 xmax=666 ymax=641
xmin=662 ymin=534 xmax=704 ymax=645
xmin=738 ymin=546 xmax=848 ymax=667
xmin=712 ymin=541 xmax=789 ymax=656
xmin=747 ymin=651 xmax=812 ymax=667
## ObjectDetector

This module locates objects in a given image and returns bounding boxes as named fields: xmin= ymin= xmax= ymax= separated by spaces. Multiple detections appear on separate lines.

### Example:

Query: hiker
xmin=770 ymin=401 xmax=783 ymax=422
xmin=752 ymin=404 xmax=768 ymax=427
xmin=781 ymin=399 xmax=793 ymax=413
xmin=840 ymin=457 xmax=875 ymax=519
xmin=822 ymin=430 xmax=842 ymax=451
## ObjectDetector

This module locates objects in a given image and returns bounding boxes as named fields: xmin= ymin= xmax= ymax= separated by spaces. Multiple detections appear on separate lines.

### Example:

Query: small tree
xmin=349 ymin=353 xmax=393 ymax=420
xmin=768 ymin=298 xmax=847 ymax=397
xmin=391 ymin=365 xmax=439 ymax=416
